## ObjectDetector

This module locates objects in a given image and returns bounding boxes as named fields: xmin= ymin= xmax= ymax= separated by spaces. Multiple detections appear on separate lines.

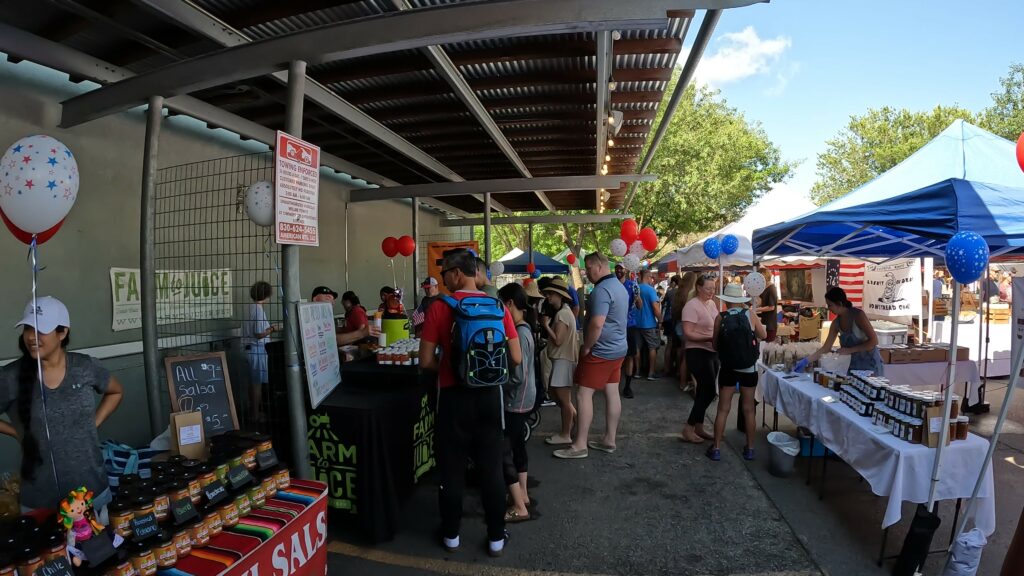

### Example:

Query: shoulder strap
xmin=440 ymin=295 xmax=458 ymax=309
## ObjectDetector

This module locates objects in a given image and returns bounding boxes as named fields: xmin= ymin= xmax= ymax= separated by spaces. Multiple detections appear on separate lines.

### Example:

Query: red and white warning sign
xmin=274 ymin=131 xmax=320 ymax=246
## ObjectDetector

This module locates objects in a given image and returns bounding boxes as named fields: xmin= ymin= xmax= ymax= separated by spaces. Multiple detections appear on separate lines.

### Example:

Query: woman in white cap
xmin=0 ymin=296 xmax=123 ymax=512
xmin=707 ymin=284 xmax=766 ymax=461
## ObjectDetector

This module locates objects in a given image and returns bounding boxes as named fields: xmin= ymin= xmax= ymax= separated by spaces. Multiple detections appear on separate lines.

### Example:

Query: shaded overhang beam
xmin=349 ymin=174 xmax=656 ymax=202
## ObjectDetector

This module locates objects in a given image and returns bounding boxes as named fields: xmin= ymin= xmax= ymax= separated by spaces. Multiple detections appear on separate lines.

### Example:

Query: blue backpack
xmin=441 ymin=294 xmax=510 ymax=388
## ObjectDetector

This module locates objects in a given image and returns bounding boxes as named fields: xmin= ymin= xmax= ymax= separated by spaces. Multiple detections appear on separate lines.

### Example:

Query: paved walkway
xmin=327 ymin=375 xmax=823 ymax=576
xmin=325 ymin=374 xmax=1022 ymax=575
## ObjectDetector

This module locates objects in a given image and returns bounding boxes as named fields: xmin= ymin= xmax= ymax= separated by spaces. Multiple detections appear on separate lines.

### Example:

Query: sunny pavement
xmin=326 ymin=373 xmax=824 ymax=576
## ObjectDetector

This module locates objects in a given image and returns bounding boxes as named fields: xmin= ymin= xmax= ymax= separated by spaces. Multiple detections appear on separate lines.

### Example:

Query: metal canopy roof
xmin=0 ymin=0 xmax=762 ymax=214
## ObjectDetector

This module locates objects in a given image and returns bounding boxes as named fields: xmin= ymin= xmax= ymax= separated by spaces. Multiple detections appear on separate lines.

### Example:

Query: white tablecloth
xmin=759 ymin=367 xmax=996 ymax=534
xmin=882 ymin=360 xmax=982 ymax=404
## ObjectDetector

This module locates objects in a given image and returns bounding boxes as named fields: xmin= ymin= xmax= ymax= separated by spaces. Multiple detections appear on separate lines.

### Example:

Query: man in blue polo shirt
xmin=636 ymin=269 xmax=663 ymax=383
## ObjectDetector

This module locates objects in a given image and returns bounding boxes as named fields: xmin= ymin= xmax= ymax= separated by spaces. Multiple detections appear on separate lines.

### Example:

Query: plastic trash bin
xmin=767 ymin=431 xmax=800 ymax=477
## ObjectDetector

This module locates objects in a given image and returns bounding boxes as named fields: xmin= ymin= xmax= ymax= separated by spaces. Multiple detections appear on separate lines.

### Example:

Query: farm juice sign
xmin=274 ymin=131 xmax=320 ymax=246
xmin=109 ymin=267 xmax=232 ymax=331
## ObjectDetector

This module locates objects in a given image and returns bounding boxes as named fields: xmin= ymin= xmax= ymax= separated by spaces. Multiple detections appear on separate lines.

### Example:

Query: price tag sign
xmin=131 ymin=512 xmax=160 ymax=541
xmin=80 ymin=532 xmax=117 ymax=565
xmin=35 ymin=556 xmax=73 ymax=576
xmin=256 ymin=448 xmax=279 ymax=471
xmin=203 ymin=480 xmax=229 ymax=507
xmin=170 ymin=498 xmax=199 ymax=526
xmin=228 ymin=465 xmax=254 ymax=490
xmin=820 ymin=395 xmax=837 ymax=404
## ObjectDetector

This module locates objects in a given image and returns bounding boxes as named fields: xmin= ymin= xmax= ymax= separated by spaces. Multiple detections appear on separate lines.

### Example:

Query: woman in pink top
xmin=680 ymin=274 xmax=719 ymax=443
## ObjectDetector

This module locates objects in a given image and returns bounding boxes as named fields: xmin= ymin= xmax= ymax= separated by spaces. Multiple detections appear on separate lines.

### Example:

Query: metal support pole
xmin=528 ymin=224 xmax=534 ymax=266
xmin=982 ymin=268 xmax=992 ymax=407
xmin=282 ymin=60 xmax=311 ymax=479
xmin=412 ymin=198 xmax=420 ymax=306
xmin=483 ymin=193 xmax=492 ymax=263
xmin=344 ymin=202 xmax=350 ymax=289
xmin=928 ymin=283 xmax=961 ymax=509
xmin=953 ymin=326 xmax=1024 ymax=543
xmin=140 ymin=95 xmax=164 ymax=438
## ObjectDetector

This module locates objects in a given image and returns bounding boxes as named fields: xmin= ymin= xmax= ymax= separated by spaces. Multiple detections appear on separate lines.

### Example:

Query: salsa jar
xmin=153 ymin=531 xmax=177 ymax=569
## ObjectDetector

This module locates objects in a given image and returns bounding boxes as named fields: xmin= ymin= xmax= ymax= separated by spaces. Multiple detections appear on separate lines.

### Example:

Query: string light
xmin=607 ymin=138 xmax=615 ymax=147
xmin=605 ymin=154 xmax=611 ymax=162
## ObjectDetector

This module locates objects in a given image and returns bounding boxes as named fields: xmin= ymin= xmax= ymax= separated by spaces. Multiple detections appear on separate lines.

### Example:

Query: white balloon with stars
xmin=0 ymin=135 xmax=79 ymax=234
xmin=944 ymin=231 xmax=989 ymax=284
xmin=244 ymin=180 xmax=275 ymax=227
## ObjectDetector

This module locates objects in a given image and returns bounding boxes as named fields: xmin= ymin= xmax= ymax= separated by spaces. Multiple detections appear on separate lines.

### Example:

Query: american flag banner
xmin=839 ymin=261 xmax=865 ymax=306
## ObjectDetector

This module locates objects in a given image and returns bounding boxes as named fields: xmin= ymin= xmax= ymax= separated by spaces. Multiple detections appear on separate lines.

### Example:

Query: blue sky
xmin=687 ymin=0 xmax=1024 ymax=198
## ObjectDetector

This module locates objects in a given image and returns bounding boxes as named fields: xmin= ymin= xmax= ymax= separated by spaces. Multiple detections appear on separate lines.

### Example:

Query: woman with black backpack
xmin=707 ymin=283 xmax=766 ymax=461
xmin=497 ymin=283 xmax=537 ymax=523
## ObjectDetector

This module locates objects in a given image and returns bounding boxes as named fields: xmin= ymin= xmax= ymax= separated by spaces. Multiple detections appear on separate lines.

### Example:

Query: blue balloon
xmin=531 ymin=269 xmax=541 ymax=279
xmin=721 ymin=234 xmax=739 ymax=256
xmin=703 ymin=237 xmax=721 ymax=260
xmin=945 ymin=231 xmax=989 ymax=284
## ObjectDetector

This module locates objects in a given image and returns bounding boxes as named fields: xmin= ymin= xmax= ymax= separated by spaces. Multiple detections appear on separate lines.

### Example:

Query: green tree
xmin=981 ymin=62 xmax=1024 ymax=141
xmin=810 ymin=105 xmax=978 ymax=205
xmin=628 ymin=79 xmax=792 ymax=251
xmin=475 ymin=71 xmax=792 ymax=265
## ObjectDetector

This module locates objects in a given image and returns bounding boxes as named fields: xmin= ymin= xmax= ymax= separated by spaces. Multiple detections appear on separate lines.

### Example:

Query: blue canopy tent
xmin=500 ymin=250 xmax=570 ymax=274
xmin=751 ymin=121 xmax=1024 ymax=550
xmin=752 ymin=121 xmax=1024 ymax=260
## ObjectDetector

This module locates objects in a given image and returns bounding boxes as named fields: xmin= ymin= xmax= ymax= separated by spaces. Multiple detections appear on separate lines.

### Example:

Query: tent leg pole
xmin=483 ymin=193 xmax=491 ymax=264
xmin=953 ymin=306 xmax=1024 ymax=541
xmin=528 ymin=223 xmax=533 ymax=267
xmin=927 ymin=284 xmax=960 ymax=510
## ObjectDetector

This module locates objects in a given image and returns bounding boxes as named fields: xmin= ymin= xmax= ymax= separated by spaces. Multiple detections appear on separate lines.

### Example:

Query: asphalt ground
xmin=325 ymin=374 xmax=824 ymax=576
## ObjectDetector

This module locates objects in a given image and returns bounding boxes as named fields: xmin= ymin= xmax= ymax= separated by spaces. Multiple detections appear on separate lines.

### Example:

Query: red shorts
xmin=575 ymin=353 xmax=625 ymax=390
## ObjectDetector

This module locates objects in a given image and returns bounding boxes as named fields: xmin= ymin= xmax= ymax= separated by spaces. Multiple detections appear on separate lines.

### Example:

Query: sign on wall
xmin=1011 ymin=277 xmax=1024 ymax=381
xmin=109 ymin=268 xmax=233 ymax=331
xmin=274 ymin=131 xmax=320 ymax=246
xmin=426 ymin=240 xmax=480 ymax=295
xmin=863 ymin=259 xmax=921 ymax=317
xmin=298 ymin=301 xmax=341 ymax=409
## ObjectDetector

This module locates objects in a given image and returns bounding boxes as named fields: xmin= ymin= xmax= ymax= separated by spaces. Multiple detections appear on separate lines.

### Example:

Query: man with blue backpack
xmin=419 ymin=250 xmax=522 ymax=558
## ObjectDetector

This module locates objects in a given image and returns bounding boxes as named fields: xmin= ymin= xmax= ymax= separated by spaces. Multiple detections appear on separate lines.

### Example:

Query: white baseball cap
xmin=15 ymin=296 xmax=70 ymax=334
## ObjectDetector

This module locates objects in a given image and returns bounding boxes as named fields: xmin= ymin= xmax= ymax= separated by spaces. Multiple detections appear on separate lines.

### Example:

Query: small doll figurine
xmin=59 ymin=487 xmax=104 ymax=566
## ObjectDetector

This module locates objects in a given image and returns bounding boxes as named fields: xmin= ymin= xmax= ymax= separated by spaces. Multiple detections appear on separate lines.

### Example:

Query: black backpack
xmin=717 ymin=310 xmax=758 ymax=368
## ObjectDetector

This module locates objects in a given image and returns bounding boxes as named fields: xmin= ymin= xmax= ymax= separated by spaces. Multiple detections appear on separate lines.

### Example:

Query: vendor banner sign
xmin=862 ymin=259 xmax=921 ymax=317
xmin=427 ymin=240 xmax=479 ymax=295
xmin=110 ymin=268 xmax=233 ymax=331
xmin=1012 ymin=277 xmax=1024 ymax=380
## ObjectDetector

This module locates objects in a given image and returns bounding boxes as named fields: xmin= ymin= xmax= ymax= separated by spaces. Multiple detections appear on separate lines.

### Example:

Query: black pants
xmin=686 ymin=348 xmax=719 ymax=426
xmin=437 ymin=386 xmax=506 ymax=541
xmin=503 ymin=411 xmax=529 ymax=486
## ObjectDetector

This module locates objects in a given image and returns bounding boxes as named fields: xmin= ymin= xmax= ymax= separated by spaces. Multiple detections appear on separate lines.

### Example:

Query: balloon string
xmin=29 ymin=235 xmax=61 ymax=495
xmin=391 ymin=258 xmax=397 ymax=291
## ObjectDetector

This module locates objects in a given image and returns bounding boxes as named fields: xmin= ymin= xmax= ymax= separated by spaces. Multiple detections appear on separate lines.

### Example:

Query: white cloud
xmin=681 ymin=26 xmax=793 ymax=91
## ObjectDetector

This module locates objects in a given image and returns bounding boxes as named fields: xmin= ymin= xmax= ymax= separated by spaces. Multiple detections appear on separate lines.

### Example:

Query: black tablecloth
xmin=308 ymin=358 xmax=436 ymax=542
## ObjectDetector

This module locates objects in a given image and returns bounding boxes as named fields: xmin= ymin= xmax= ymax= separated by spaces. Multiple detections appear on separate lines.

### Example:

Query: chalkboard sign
xmin=80 ymin=532 xmax=116 ymax=565
xmin=165 ymin=352 xmax=238 ymax=438
xmin=203 ymin=480 xmax=229 ymax=507
xmin=227 ymin=465 xmax=254 ymax=490
xmin=36 ymin=556 xmax=73 ymax=576
xmin=131 ymin=512 xmax=160 ymax=541
xmin=256 ymin=448 xmax=279 ymax=471
xmin=170 ymin=497 xmax=199 ymax=525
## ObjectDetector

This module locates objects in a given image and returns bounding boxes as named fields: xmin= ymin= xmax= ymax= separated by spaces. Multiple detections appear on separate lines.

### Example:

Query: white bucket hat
xmin=719 ymin=283 xmax=751 ymax=304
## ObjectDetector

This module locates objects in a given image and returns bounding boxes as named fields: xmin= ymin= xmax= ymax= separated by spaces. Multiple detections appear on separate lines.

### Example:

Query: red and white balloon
xmin=609 ymin=238 xmax=628 ymax=257
xmin=628 ymin=240 xmax=646 ymax=256
xmin=0 ymin=135 xmax=79 ymax=236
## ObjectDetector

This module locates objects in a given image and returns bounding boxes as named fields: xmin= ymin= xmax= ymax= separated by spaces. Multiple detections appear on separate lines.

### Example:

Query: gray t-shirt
xmin=588 ymin=274 xmax=629 ymax=360
xmin=505 ymin=324 xmax=537 ymax=414
xmin=0 ymin=353 xmax=111 ymax=509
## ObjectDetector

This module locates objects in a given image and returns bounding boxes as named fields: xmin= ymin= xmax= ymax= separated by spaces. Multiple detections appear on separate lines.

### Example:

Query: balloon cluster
xmin=382 ymin=235 xmax=416 ymax=258
xmin=611 ymin=219 xmax=658 ymax=271
xmin=0 ymin=135 xmax=80 ymax=245
xmin=702 ymin=233 xmax=739 ymax=260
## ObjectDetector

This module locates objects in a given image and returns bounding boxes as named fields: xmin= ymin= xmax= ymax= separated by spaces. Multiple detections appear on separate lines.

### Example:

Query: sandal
xmin=545 ymin=435 xmax=572 ymax=446
xmin=504 ymin=509 xmax=531 ymax=523
xmin=679 ymin=432 xmax=705 ymax=444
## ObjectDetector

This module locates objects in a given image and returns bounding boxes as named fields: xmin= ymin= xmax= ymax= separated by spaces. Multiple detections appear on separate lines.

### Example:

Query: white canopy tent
xmin=674 ymin=183 xmax=817 ymax=268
